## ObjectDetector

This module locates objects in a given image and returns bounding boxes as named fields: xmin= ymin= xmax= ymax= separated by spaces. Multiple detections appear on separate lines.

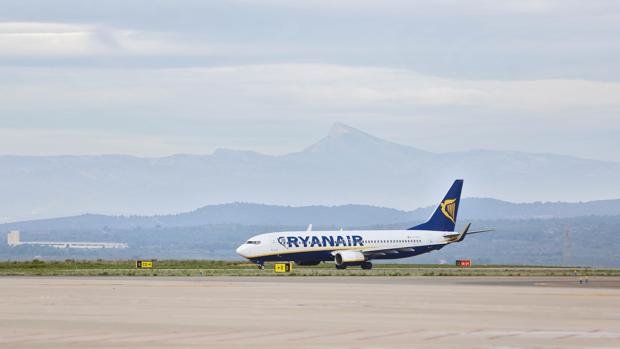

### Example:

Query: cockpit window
xmin=246 ymin=240 xmax=261 ymax=245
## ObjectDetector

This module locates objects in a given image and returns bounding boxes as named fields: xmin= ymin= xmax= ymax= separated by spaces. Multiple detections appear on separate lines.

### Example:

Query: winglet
xmin=443 ymin=222 xmax=471 ymax=243
xmin=456 ymin=222 xmax=471 ymax=242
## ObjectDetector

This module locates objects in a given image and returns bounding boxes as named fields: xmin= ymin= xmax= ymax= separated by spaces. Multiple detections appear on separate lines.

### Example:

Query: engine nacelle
xmin=334 ymin=250 xmax=366 ymax=266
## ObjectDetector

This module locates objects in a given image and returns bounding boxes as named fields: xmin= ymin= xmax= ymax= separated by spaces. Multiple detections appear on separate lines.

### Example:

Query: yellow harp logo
xmin=440 ymin=199 xmax=457 ymax=223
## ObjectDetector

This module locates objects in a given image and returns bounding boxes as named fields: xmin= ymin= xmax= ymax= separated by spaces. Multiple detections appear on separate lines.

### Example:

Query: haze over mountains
xmin=2 ymin=123 xmax=619 ymax=222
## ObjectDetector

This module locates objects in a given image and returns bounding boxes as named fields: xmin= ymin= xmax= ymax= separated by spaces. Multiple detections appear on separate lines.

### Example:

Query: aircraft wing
xmin=360 ymin=246 xmax=417 ymax=258
xmin=352 ymin=222 xmax=494 ymax=257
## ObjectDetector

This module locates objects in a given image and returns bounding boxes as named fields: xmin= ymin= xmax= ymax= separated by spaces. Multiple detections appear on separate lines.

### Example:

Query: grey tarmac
xmin=1 ymin=276 xmax=619 ymax=349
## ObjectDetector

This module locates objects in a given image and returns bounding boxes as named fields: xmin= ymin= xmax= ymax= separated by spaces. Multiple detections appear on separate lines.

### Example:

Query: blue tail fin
xmin=409 ymin=180 xmax=463 ymax=232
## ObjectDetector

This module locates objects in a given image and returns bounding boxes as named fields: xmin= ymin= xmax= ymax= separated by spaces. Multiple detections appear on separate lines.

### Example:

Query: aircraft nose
xmin=236 ymin=244 xmax=247 ymax=257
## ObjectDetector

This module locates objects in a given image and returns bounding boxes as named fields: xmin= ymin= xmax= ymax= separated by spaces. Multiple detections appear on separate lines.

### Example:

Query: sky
xmin=1 ymin=0 xmax=619 ymax=161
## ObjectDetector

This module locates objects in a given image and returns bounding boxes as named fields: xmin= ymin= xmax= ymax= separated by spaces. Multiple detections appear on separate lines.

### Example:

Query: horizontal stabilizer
xmin=467 ymin=229 xmax=494 ymax=235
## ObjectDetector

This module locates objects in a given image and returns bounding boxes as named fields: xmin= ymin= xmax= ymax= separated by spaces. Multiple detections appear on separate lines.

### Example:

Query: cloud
xmin=1 ymin=2 xmax=618 ymax=81
xmin=0 ymin=22 xmax=104 ymax=55
xmin=168 ymin=64 xmax=620 ymax=112
xmin=0 ymin=22 xmax=190 ymax=57
xmin=2 ymin=64 xmax=620 ymax=114
xmin=0 ymin=2 xmax=618 ymax=160
xmin=0 ymin=128 xmax=212 ymax=156
xmin=1 ymin=63 xmax=619 ymax=160
xmin=234 ymin=0 xmax=619 ymax=16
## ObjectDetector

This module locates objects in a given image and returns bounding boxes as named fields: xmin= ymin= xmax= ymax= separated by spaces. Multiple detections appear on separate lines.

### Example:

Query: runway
xmin=1 ymin=276 xmax=619 ymax=348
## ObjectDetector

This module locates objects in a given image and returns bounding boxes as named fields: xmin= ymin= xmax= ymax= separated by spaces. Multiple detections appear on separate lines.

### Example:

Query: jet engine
xmin=334 ymin=250 xmax=366 ymax=266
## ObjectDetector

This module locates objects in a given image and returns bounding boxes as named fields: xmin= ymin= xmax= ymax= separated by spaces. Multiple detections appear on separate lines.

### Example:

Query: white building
xmin=7 ymin=230 xmax=20 ymax=246
xmin=6 ymin=230 xmax=128 ymax=249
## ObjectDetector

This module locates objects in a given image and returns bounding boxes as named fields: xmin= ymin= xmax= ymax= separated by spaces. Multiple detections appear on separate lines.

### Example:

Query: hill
xmin=3 ymin=198 xmax=620 ymax=231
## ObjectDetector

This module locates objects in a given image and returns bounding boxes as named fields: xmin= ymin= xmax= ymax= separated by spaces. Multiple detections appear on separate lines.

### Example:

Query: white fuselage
xmin=236 ymin=229 xmax=450 ymax=264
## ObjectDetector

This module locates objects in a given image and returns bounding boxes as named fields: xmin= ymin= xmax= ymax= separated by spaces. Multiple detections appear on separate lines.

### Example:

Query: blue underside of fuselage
xmin=249 ymin=244 xmax=446 ymax=264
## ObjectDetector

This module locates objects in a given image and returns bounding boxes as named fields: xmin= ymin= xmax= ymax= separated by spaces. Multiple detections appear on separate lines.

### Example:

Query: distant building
xmin=7 ymin=230 xmax=20 ymax=246
xmin=6 ymin=230 xmax=128 ymax=249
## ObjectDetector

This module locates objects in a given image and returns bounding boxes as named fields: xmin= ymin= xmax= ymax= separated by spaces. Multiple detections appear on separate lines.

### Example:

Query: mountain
xmin=3 ymin=198 xmax=620 ymax=232
xmin=2 ymin=123 xmax=620 ymax=222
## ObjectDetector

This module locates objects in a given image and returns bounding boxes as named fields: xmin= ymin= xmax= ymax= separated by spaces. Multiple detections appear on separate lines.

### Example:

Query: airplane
xmin=235 ymin=180 xmax=492 ymax=269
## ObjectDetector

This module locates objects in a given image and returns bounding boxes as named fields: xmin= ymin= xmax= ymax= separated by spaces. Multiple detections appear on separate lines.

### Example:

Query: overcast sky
xmin=1 ymin=0 xmax=619 ymax=161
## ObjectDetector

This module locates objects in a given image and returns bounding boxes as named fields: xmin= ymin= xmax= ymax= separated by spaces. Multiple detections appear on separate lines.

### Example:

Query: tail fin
xmin=409 ymin=180 xmax=463 ymax=232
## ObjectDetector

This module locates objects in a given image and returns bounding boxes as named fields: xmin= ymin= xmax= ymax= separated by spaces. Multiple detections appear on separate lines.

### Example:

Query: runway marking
xmin=356 ymin=329 xmax=420 ymax=340
xmin=55 ymin=332 xmax=108 ymax=340
xmin=0 ymin=332 xmax=45 ymax=343
xmin=99 ymin=332 xmax=156 ymax=342
xmin=134 ymin=329 xmax=244 ymax=343
xmin=488 ymin=332 xmax=520 ymax=340
xmin=141 ymin=332 xmax=219 ymax=343
xmin=168 ymin=332 xmax=237 ymax=342
xmin=216 ymin=331 xmax=281 ymax=342
xmin=289 ymin=329 xmax=363 ymax=341
xmin=64 ymin=332 xmax=127 ymax=343
xmin=114 ymin=329 xmax=240 ymax=343
xmin=127 ymin=332 xmax=189 ymax=343
xmin=12 ymin=334 xmax=78 ymax=343
xmin=425 ymin=332 xmax=456 ymax=340
xmin=187 ymin=329 xmax=242 ymax=339
xmin=5 ymin=332 xmax=69 ymax=343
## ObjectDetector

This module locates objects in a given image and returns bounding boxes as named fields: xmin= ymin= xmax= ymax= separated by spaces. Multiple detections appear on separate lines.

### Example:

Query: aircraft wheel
xmin=335 ymin=264 xmax=347 ymax=270
xmin=257 ymin=264 xmax=265 ymax=270
xmin=361 ymin=262 xmax=373 ymax=270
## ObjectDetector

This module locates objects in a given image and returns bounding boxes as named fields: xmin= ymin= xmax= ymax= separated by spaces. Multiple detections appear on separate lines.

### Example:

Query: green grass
xmin=0 ymin=260 xmax=618 ymax=277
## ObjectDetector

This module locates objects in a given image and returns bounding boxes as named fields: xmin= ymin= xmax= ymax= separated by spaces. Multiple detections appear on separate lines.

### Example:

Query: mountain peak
xmin=328 ymin=122 xmax=365 ymax=138
xmin=297 ymin=122 xmax=429 ymax=158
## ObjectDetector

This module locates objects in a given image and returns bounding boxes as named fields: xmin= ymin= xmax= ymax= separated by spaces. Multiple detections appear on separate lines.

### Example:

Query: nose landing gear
xmin=254 ymin=262 xmax=265 ymax=270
